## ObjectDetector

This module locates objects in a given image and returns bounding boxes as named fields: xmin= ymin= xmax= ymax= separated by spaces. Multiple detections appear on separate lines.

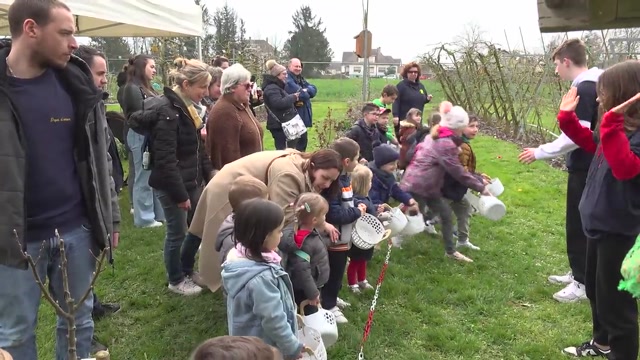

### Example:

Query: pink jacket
xmin=400 ymin=127 xmax=484 ymax=199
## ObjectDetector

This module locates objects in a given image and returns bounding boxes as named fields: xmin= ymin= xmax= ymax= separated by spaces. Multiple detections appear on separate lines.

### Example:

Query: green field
xmin=31 ymin=100 xmax=593 ymax=359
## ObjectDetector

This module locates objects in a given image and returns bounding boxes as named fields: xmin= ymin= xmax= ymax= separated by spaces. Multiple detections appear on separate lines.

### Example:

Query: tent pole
xmin=197 ymin=37 xmax=203 ymax=60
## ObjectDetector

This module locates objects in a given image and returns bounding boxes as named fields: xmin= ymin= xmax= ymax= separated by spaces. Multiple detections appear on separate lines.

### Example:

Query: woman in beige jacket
xmin=190 ymin=148 xmax=343 ymax=292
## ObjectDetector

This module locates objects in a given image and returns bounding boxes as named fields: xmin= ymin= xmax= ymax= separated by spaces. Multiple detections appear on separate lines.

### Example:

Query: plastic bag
xmin=618 ymin=234 xmax=640 ymax=298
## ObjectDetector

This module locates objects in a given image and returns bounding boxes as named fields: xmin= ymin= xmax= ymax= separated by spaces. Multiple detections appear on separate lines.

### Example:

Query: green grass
xmin=33 ymin=123 xmax=595 ymax=359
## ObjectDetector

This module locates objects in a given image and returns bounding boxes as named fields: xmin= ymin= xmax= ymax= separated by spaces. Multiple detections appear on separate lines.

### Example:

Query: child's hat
xmin=438 ymin=101 xmax=469 ymax=130
xmin=378 ymin=107 xmax=391 ymax=115
xmin=373 ymin=144 xmax=399 ymax=168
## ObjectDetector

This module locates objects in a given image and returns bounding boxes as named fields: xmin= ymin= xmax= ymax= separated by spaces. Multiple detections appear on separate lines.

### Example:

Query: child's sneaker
xmin=348 ymin=284 xmax=361 ymax=294
xmin=328 ymin=306 xmax=348 ymax=324
xmin=336 ymin=297 xmax=351 ymax=309
xmin=457 ymin=240 xmax=480 ymax=250
xmin=446 ymin=251 xmax=473 ymax=262
xmin=562 ymin=340 xmax=611 ymax=357
xmin=358 ymin=280 xmax=374 ymax=291
xmin=424 ymin=221 xmax=438 ymax=235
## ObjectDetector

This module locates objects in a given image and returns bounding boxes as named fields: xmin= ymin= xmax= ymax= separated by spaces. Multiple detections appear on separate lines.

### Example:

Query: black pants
xmin=585 ymin=233 xmax=638 ymax=360
xmin=566 ymin=170 xmax=588 ymax=284
xmin=321 ymin=250 xmax=349 ymax=310
xmin=295 ymin=132 xmax=308 ymax=152
xmin=269 ymin=128 xmax=298 ymax=150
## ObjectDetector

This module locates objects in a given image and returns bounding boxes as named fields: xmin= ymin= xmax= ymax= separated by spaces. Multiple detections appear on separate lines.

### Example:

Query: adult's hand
xmin=178 ymin=199 xmax=191 ymax=211
xmin=518 ymin=148 xmax=537 ymax=164
xmin=393 ymin=117 xmax=400 ymax=126
xmin=481 ymin=187 xmax=493 ymax=196
xmin=323 ymin=223 xmax=340 ymax=242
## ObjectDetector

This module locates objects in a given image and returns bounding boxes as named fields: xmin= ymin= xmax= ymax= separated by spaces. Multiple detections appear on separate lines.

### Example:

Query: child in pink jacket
xmin=401 ymin=101 xmax=491 ymax=262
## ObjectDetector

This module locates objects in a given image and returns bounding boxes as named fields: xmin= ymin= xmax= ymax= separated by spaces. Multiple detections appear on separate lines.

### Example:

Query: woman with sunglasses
xmin=391 ymin=62 xmax=433 ymax=137
xmin=206 ymin=64 xmax=264 ymax=171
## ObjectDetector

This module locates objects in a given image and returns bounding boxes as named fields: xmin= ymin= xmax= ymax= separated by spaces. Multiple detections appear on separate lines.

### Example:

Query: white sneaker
xmin=328 ymin=306 xmax=348 ymax=324
xmin=358 ymin=280 xmax=374 ymax=291
xmin=143 ymin=221 xmax=163 ymax=228
xmin=548 ymin=271 xmax=573 ymax=285
xmin=129 ymin=208 xmax=134 ymax=215
xmin=336 ymin=297 xmax=351 ymax=309
xmin=424 ymin=221 xmax=438 ymax=235
xmin=553 ymin=281 xmax=587 ymax=303
xmin=168 ymin=278 xmax=202 ymax=296
xmin=457 ymin=241 xmax=480 ymax=250
xmin=348 ymin=284 xmax=361 ymax=294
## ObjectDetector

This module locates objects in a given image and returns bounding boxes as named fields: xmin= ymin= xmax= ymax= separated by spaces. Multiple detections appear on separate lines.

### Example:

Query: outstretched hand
xmin=560 ymin=87 xmax=580 ymax=112
xmin=610 ymin=92 xmax=640 ymax=114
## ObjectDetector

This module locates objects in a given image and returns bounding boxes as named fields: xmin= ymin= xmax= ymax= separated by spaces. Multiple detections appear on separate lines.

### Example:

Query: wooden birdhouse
xmin=538 ymin=0 xmax=640 ymax=32
xmin=354 ymin=30 xmax=372 ymax=58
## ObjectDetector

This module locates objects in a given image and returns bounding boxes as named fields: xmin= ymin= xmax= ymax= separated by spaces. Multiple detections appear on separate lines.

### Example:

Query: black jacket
xmin=0 ymin=40 xmax=120 ymax=269
xmin=128 ymin=87 xmax=213 ymax=204
xmin=579 ymin=130 xmax=640 ymax=238
xmin=392 ymin=78 xmax=430 ymax=121
xmin=279 ymin=224 xmax=330 ymax=301
xmin=345 ymin=119 xmax=383 ymax=162
xmin=262 ymin=74 xmax=298 ymax=130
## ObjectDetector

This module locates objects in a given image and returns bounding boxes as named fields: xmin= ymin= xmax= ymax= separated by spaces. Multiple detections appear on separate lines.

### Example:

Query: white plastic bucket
xmin=400 ymin=211 xmax=425 ymax=236
xmin=297 ymin=315 xmax=327 ymax=360
xmin=486 ymin=178 xmax=504 ymax=197
xmin=386 ymin=207 xmax=408 ymax=236
xmin=478 ymin=196 xmax=506 ymax=221
xmin=299 ymin=301 xmax=339 ymax=348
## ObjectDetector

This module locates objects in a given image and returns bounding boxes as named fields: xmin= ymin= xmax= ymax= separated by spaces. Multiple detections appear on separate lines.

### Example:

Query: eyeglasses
xmin=243 ymin=83 xmax=252 ymax=90
xmin=407 ymin=70 xmax=419 ymax=74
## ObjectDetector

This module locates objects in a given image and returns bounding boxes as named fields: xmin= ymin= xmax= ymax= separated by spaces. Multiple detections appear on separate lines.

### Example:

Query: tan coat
xmin=190 ymin=149 xmax=315 ymax=292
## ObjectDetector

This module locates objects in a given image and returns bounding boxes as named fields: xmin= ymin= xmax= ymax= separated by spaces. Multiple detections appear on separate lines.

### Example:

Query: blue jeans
xmin=127 ymin=129 xmax=164 ymax=226
xmin=157 ymin=186 xmax=203 ymax=285
xmin=0 ymin=225 xmax=97 ymax=360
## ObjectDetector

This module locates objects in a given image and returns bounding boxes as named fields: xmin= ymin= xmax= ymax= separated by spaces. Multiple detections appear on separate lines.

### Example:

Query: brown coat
xmin=206 ymin=94 xmax=264 ymax=170
xmin=190 ymin=149 xmax=315 ymax=292
xmin=458 ymin=142 xmax=476 ymax=173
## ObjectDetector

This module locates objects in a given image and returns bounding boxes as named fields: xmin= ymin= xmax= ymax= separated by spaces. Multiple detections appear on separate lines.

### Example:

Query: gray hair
xmin=221 ymin=64 xmax=251 ymax=95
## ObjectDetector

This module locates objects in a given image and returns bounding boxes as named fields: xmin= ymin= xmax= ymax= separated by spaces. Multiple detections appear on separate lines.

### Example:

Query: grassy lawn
xmin=33 ymin=120 xmax=593 ymax=359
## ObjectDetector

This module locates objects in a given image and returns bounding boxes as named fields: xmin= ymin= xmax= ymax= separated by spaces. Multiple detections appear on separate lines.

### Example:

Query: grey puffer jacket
xmin=278 ymin=224 xmax=330 ymax=301
xmin=0 ymin=39 xmax=120 ymax=269
xmin=215 ymin=214 xmax=235 ymax=266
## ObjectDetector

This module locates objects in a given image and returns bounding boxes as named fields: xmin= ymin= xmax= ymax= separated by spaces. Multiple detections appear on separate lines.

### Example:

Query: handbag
xmin=264 ymin=104 xmax=307 ymax=141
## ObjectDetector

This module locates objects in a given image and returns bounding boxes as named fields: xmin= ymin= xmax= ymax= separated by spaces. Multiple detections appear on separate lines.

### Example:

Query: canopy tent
xmin=0 ymin=0 xmax=204 ymax=37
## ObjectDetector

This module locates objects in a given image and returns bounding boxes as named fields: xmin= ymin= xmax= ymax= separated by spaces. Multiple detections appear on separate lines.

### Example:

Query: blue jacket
xmin=322 ymin=173 xmax=362 ymax=248
xmin=369 ymin=163 xmax=413 ymax=206
xmin=222 ymin=252 xmax=303 ymax=359
xmin=285 ymin=71 xmax=317 ymax=127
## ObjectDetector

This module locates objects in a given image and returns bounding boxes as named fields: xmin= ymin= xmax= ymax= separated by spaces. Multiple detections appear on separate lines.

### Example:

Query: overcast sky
xmin=204 ymin=0 xmax=583 ymax=62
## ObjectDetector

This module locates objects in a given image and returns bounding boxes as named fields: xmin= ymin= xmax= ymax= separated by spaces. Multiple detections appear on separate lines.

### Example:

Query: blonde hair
xmin=170 ymin=57 xmax=211 ymax=88
xmin=207 ymin=66 xmax=223 ymax=86
xmin=351 ymin=164 xmax=372 ymax=196
xmin=228 ymin=176 xmax=268 ymax=212
xmin=293 ymin=193 xmax=329 ymax=227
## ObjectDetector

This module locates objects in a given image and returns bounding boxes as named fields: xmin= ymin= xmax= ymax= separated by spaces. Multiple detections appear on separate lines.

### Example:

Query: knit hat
xmin=438 ymin=101 xmax=469 ymax=130
xmin=373 ymin=144 xmax=400 ymax=167
xmin=266 ymin=59 xmax=286 ymax=77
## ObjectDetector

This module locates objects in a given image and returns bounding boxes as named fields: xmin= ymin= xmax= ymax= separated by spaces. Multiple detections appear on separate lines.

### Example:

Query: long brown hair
xmin=301 ymin=149 xmax=342 ymax=197
xmin=597 ymin=60 xmax=640 ymax=133
xmin=125 ymin=54 xmax=155 ymax=94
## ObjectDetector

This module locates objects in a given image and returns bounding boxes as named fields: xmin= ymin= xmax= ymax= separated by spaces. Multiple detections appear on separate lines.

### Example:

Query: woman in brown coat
xmin=206 ymin=64 xmax=264 ymax=170
xmin=189 ymin=149 xmax=343 ymax=292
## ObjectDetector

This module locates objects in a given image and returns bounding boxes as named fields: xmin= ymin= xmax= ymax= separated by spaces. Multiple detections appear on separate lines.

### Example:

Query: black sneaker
xmin=563 ymin=340 xmax=611 ymax=357
xmin=91 ymin=336 xmax=108 ymax=354
xmin=93 ymin=302 xmax=121 ymax=321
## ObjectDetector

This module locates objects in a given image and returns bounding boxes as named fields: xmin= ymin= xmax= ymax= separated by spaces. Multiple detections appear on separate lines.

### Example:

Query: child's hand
xmin=308 ymin=295 xmax=321 ymax=306
xmin=610 ymin=92 xmax=640 ymax=114
xmin=323 ymin=223 xmax=340 ymax=242
xmin=358 ymin=203 xmax=367 ymax=215
xmin=560 ymin=87 xmax=580 ymax=112
xmin=359 ymin=158 xmax=368 ymax=165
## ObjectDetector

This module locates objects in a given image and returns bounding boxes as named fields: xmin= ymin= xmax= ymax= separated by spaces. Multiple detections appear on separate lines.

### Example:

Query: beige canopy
xmin=0 ymin=0 xmax=203 ymax=37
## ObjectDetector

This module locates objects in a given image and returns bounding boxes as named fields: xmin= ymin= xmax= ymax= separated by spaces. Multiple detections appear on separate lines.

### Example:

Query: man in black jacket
xmin=73 ymin=44 xmax=123 ymax=354
xmin=0 ymin=1 xmax=120 ymax=359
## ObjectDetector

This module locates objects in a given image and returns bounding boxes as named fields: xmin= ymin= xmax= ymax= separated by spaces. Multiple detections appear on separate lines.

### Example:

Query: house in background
xmin=341 ymin=47 xmax=402 ymax=78
xmin=247 ymin=38 xmax=276 ymax=57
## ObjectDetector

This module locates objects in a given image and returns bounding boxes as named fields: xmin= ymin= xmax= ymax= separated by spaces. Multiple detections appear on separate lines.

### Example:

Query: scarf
xmin=232 ymin=243 xmax=282 ymax=264
xmin=172 ymin=85 xmax=203 ymax=130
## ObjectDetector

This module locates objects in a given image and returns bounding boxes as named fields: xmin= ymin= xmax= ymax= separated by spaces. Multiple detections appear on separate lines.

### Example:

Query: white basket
xmin=478 ymin=196 xmax=506 ymax=221
xmin=351 ymin=213 xmax=392 ymax=250
xmin=385 ymin=207 xmax=408 ymax=236
xmin=486 ymin=178 xmax=504 ymax=197
xmin=299 ymin=301 xmax=339 ymax=348
xmin=400 ymin=211 xmax=425 ymax=236
xmin=297 ymin=314 xmax=328 ymax=360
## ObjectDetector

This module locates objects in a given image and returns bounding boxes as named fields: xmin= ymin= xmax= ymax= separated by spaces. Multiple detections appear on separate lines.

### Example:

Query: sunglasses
xmin=407 ymin=71 xmax=419 ymax=74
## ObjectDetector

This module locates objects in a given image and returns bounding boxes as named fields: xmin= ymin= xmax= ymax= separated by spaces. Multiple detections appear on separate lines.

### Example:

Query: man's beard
xmin=34 ymin=48 xmax=67 ymax=70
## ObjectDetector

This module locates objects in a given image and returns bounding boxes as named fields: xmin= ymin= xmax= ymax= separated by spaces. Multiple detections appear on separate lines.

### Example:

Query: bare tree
xmin=14 ymin=230 xmax=108 ymax=360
